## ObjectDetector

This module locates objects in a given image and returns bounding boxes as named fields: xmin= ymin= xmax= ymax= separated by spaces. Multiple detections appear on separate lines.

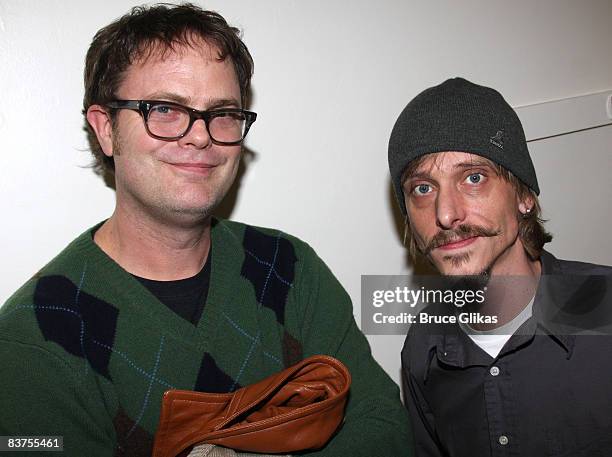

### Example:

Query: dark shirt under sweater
xmin=134 ymin=252 xmax=211 ymax=326
xmin=402 ymin=250 xmax=612 ymax=457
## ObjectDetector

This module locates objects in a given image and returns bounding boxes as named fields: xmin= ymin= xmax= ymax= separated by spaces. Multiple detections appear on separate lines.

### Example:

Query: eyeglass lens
xmin=147 ymin=103 xmax=248 ymax=142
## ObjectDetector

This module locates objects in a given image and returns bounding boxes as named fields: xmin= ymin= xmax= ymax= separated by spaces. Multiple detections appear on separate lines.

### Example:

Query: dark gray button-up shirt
xmin=402 ymin=251 xmax=612 ymax=457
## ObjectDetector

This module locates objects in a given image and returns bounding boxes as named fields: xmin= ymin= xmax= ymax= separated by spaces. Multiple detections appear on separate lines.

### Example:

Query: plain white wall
xmin=2 ymin=0 xmax=612 ymax=384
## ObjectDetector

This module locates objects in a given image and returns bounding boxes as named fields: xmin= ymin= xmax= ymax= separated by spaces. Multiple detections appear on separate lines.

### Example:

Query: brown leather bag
xmin=152 ymin=355 xmax=351 ymax=457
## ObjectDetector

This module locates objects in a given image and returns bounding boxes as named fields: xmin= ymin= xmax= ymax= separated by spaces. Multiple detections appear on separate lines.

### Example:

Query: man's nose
xmin=435 ymin=187 xmax=465 ymax=230
xmin=178 ymin=118 xmax=212 ymax=149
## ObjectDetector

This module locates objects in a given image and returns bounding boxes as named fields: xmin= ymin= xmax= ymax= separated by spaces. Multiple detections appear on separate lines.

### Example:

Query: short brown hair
xmin=401 ymin=154 xmax=553 ymax=262
xmin=83 ymin=3 xmax=254 ymax=178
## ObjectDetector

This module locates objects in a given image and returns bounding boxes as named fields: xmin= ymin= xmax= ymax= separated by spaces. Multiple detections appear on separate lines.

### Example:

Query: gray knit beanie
xmin=388 ymin=77 xmax=539 ymax=215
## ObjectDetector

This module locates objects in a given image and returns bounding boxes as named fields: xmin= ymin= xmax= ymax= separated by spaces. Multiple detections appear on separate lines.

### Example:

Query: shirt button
xmin=490 ymin=366 xmax=500 ymax=376
xmin=498 ymin=435 xmax=509 ymax=445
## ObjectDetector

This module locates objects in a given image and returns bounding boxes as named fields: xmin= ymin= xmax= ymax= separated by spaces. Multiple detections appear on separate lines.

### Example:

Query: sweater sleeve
xmin=0 ymin=339 xmax=116 ymax=457
xmin=292 ymin=244 xmax=414 ymax=457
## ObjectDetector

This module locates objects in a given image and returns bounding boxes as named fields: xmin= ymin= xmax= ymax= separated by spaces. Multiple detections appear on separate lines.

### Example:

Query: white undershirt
xmin=459 ymin=296 xmax=535 ymax=359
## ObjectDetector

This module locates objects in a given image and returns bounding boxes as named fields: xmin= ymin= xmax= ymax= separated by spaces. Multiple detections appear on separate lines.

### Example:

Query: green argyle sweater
xmin=0 ymin=219 xmax=412 ymax=456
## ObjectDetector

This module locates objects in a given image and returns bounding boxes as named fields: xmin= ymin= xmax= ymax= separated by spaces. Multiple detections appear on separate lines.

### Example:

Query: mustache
xmin=423 ymin=224 xmax=500 ymax=255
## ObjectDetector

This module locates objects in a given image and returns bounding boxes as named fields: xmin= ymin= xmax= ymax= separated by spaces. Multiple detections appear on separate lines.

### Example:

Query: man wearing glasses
xmin=0 ymin=4 xmax=410 ymax=456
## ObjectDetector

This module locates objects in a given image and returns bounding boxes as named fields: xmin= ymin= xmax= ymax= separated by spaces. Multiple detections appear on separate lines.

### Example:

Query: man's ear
xmin=518 ymin=195 xmax=535 ymax=215
xmin=86 ymin=105 xmax=115 ymax=157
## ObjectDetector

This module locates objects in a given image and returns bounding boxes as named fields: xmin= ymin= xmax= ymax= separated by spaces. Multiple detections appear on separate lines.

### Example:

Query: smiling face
xmin=90 ymin=39 xmax=243 ymax=225
xmin=403 ymin=151 xmax=534 ymax=276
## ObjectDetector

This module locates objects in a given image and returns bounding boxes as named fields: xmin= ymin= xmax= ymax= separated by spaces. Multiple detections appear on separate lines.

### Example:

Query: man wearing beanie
xmin=389 ymin=77 xmax=612 ymax=456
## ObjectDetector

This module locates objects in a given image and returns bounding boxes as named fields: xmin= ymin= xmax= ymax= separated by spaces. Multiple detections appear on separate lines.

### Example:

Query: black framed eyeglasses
xmin=106 ymin=100 xmax=257 ymax=145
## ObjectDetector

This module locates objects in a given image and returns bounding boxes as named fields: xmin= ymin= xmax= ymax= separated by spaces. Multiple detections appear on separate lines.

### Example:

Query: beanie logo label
xmin=490 ymin=130 xmax=504 ymax=149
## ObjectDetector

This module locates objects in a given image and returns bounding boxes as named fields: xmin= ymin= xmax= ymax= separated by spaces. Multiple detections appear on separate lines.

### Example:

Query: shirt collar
xmin=425 ymin=319 xmax=573 ymax=376
xmin=424 ymin=251 xmax=576 ymax=374
xmin=533 ymin=250 xmax=576 ymax=357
